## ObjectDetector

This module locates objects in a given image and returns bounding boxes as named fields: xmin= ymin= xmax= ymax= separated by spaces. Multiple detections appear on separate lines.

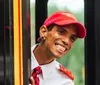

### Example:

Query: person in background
xmin=29 ymin=11 xmax=86 ymax=85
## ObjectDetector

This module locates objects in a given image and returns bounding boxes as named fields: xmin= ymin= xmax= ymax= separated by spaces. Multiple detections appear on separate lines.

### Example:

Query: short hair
xmin=46 ymin=24 xmax=56 ymax=31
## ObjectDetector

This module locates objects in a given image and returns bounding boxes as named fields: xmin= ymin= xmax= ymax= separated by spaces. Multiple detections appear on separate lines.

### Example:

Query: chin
xmin=54 ymin=54 xmax=64 ymax=58
xmin=51 ymin=49 xmax=66 ymax=58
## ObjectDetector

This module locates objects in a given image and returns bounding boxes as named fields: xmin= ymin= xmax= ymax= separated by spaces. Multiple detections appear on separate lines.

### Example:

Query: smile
xmin=55 ymin=43 xmax=67 ymax=53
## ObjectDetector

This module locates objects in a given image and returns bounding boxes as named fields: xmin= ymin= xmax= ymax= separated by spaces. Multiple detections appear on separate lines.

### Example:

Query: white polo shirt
xmin=31 ymin=44 xmax=74 ymax=85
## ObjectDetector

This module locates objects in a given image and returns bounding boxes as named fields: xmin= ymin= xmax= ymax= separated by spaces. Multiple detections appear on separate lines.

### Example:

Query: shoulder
xmin=31 ymin=44 xmax=38 ymax=50
xmin=31 ymin=44 xmax=39 ymax=53
xmin=55 ymin=61 xmax=74 ymax=80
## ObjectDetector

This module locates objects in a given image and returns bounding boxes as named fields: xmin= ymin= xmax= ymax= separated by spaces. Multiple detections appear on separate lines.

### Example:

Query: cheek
xmin=45 ymin=34 xmax=55 ymax=46
xmin=46 ymin=32 xmax=58 ymax=42
xmin=69 ymin=42 xmax=74 ymax=50
xmin=45 ymin=33 xmax=60 ymax=52
xmin=64 ymin=43 xmax=74 ymax=55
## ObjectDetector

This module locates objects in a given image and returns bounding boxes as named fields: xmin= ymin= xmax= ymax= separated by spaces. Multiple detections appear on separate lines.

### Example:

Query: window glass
xmin=48 ymin=0 xmax=85 ymax=85
xmin=30 ymin=0 xmax=35 ymax=46
xmin=30 ymin=0 xmax=85 ymax=85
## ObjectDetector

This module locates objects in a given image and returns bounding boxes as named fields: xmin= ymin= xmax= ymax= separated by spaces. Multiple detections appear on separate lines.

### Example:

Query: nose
xmin=62 ymin=37 xmax=70 ymax=46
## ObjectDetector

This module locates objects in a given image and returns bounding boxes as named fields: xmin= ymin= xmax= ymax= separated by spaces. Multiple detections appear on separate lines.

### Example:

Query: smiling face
xmin=40 ymin=24 xmax=77 ymax=59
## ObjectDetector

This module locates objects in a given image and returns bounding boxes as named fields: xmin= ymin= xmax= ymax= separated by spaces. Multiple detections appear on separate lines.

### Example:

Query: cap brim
xmin=54 ymin=20 xmax=86 ymax=38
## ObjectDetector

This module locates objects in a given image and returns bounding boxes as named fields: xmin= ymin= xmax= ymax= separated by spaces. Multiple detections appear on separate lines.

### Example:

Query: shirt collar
xmin=31 ymin=44 xmax=39 ymax=70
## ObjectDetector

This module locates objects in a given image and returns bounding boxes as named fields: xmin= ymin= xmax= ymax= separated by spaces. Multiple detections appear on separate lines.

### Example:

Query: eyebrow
xmin=56 ymin=25 xmax=77 ymax=37
xmin=72 ymin=34 xmax=77 ymax=38
xmin=56 ymin=25 xmax=67 ymax=32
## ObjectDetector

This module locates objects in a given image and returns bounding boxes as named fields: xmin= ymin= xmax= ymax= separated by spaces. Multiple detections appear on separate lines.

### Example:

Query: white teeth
xmin=56 ymin=45 xmax=66 ymax=52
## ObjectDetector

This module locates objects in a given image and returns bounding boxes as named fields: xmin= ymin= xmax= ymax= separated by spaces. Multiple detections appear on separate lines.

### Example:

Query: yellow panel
xmin=13 ymin=0 xmax=23 ymax=85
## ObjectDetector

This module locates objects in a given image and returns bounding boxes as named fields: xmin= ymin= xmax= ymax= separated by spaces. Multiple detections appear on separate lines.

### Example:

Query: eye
xmin=57 ymin=28 xmax=66 ymax=35
xmin=70 ymin=35 xmax=77 ymax=42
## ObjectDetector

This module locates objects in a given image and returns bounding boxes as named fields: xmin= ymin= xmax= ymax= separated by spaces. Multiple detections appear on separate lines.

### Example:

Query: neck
xmin=33 ymin=44 xmax=55 ymax=65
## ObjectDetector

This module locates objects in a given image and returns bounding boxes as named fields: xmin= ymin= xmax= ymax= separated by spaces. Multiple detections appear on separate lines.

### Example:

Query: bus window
xmin=48 ymin=0 xmax=85 ymax=85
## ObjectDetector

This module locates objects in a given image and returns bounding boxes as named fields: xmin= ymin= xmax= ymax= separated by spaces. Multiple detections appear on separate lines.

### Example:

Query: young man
xmin=29 ymin=11 xmax=86 ymax=85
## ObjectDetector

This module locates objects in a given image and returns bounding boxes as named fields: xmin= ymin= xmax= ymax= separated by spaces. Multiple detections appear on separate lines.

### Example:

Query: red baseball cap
xmin=43 ymin=11 xmax=86 ymax=38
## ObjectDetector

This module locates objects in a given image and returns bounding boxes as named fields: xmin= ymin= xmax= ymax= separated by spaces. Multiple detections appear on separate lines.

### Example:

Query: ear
xmin=39 ymin=25 xmax=48 ymax=38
